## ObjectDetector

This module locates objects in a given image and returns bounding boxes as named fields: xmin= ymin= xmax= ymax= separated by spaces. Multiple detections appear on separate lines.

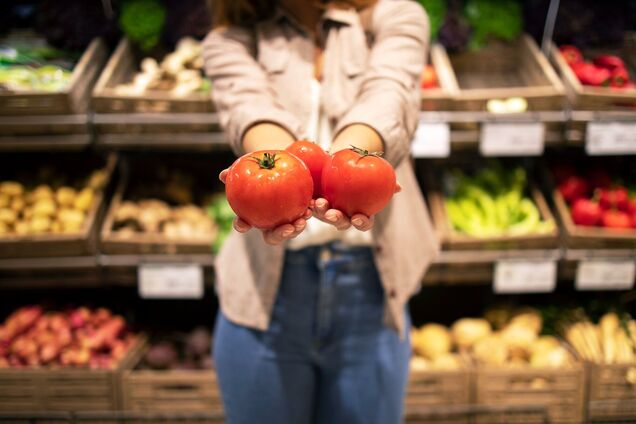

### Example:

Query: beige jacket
xmin=203 ymin=0 xmax=439 ymax=336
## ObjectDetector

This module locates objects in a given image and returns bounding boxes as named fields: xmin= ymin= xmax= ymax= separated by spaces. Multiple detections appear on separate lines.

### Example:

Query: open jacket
xmin=203 ymin=0 xmax=439 ymax=336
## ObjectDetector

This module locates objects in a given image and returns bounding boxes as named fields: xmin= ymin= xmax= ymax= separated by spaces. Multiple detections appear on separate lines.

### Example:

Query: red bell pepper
xmin=610 ymin=67 xmax=630 ymax=88
xmin=571 ymin=62 xmax=611 ymax=86
xmin=593 ymin=55 xmax=625 ymax=71
xmin=559 ymin=45 xmax=583 ymax=65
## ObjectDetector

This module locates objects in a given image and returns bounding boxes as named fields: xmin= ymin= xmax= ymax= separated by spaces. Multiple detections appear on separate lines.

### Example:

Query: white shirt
xmin=287 ymin=79 xmax=372 ymax=250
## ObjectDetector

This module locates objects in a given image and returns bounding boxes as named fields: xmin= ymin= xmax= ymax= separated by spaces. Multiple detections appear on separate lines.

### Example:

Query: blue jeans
xmin=213 ymin=243 xmax=411 ymax=424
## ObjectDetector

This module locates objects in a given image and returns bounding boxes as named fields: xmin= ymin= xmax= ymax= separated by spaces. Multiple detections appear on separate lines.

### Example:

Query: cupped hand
xmin=310 ymin=182 xmax=401 ymax=232
xmin=219 ymin=169 xmax=312 ymax=245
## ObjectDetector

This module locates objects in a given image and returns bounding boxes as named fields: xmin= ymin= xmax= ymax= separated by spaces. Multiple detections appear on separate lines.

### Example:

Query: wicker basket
xmin=421 ymin=44 xmax=459 ymax=111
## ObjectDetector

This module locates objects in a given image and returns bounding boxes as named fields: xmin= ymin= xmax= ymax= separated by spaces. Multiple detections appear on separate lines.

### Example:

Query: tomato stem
xmin=251 ymin=152 xmax=278 ymax=169
xmin=349 ymin=145 xmax=383 ymax=158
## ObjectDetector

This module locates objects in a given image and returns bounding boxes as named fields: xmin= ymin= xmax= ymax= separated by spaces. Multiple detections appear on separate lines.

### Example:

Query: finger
xmin=263 ymin=223 xmax=296 ymax=245
xmin=395 ymin=182 xmax=402 ymax=193
xmin=303 ymin=208 xmax=313 ymax=220
xmin=325 ymin=209 xmax=351 ymax=231
xmin=351 ymin=214 xmax=374 ymax=232
xmin=219 ymin=169 xmax=229 ymax=184
xmin=233 ymin=218 xmax=251 ymax=233
xmin=312 ymin=198 xmax=329 ymax=217
xmin=292 ymin=218 xmax=307 ymax=233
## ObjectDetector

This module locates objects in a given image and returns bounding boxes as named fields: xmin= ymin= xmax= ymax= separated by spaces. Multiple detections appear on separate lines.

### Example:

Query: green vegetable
xmin=417 ymin=0 xmax=447 ymax=40
xmin=444 ymin=162 xmax=551 ymax=238
xmin=207 ymin=194 xmax=235 ymax=253
xmin=119 ymin=0 xmax=166 ymax=51
xmin=464 ymin=0 xmax=523 ymax=50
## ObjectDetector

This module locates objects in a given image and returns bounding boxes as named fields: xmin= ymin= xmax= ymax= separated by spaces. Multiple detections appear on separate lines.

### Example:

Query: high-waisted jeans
xmin=213 ymin=243 xmax=411 ymax=424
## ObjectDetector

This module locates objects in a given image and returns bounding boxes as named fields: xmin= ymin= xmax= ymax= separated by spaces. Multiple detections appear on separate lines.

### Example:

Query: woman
xmin=203 ymin=0 xmax=438 ymax=422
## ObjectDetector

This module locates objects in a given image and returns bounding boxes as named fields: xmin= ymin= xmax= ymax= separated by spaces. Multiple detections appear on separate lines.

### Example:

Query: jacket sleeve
xmin=202 ymin=26 xmax=303 ymax=156
xmin=334 ymin=1 xmax=429 ymax=167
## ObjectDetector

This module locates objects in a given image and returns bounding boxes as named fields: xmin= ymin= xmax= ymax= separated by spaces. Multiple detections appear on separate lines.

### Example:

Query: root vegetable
xmin=409 ymin=357 xmax=429 ymax=371
xmin=58 ymin=209 xmax=85 ymax=232
xmin=0 ymin=181 xmax=24 ymax=196
xmin=431 ymin=353 xmax=461 ymax=370
xmin=412 ymin=324 xmax=452 ymax=360
xmin=145 ymin=341 xmax=179 ymax=369
xmin=451 ymin=318 xmax=492 ymax=350
xmin=74 ymin=188 xmax=94 ymax=211
xmin=474 ymin=334 xmax=508 ymax=365
xmin=501 ymin=324 xmax=537 ymax=358
xmin=530 ymin=346 xmax=572 ymax=368
xmin=29 ymin=185 xmax=54 ymax=203
xmin=0 ymin=194 xmax=8 ymax=208
xmin=32 ymin=199 xmax=56 ymax=217
xmin=55 ymin=187 xmax=77 ymax=207
xmin=30 ymin=216 xmax=51 ymax=233
xmin=0 ymin=208 xmax=16 ymax=224
xmin=114 ymin=201 xmax=140 ymax=223
xmin=509 ymin=308 xmax=542 ymax=335
xmin=0 ymin=222 xmax=8 ymax=235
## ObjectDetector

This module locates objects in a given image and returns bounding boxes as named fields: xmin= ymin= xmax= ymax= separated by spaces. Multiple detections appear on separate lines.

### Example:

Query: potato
xmin=509 ymin=308 xmax=543 ymax=335
xmin=501 ymin=324 xmax=537 ymax=358
xmin=413 ymin=324 xmax=452 ymax=360
xmin=0 ymin=181 xmax=24 ymax=196
xmin=531 ymin=336 xmax=561 ymax=356
xmin=409 ymin=357 xmax=429 ymax=372
xmin=22 ymin=207 xmax=33 ymax=220
xmin=30 ymin=216 xmax=51 ymax=233
xmin=0 ymin=221 xmax=8 ymax=235
xmin=431 ymin=353 xmax=461 ymax=370
xmin=114 ymin=201 xmax=139 ymax=223
xmin=0 ymin=208 xmax=17 ymax=224
xmin=50 ymin=220 xmax=62 ymax=234
xmin=10 ymin=197 xmax=25 ymax=213
xmin=530 ymin=346 xmax=572 ymax=368
xmin=32 ymin=199 xmax=56 ymax=217
xmin=0 ymin=193 xmax=9 ymax=208
xmin=29 ymin=185 xmax=54 ymax=203
xmin=74 ymin=188 xmax=94 ymax=212
xmin=58 ymin=209 xmax=84 ymax=232
xmin=14 ymin=221 xmax=29 ymax=235
xmin=56 ymin=187 xmax=77 ymax=207
xmin=474 ymin=334 xmax=508 ymax=365
xmin=452 ymin=318 xmax=492 ymax=350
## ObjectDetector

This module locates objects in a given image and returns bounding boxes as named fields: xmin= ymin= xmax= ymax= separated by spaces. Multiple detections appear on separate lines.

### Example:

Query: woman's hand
xmin=311 ymin=183 xmax=401 ymax=232
xmin=219 ymin=169 xmax=311 ymax=245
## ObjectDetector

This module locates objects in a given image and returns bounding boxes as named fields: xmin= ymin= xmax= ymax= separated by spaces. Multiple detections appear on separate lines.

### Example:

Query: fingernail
xmin=325 ymin=212 xmax=337 ymax=222
xmin=282 ymin=229 xmax=293 ymax=237
xmin=317 ymin=199 xmax=326 ymax=208
xmin=352 ymin=218 xmax=363 ymax=226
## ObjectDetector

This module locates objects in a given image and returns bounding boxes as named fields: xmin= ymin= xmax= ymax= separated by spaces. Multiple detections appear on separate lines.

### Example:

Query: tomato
xmin=225 ymin=151 xmax=313 ymax=229
xmin=421 ymin=65 xmax=438 ymax=89
xmin=286 ymin=140 xmax=329 ymax=198
xmin=321 ymin=146 xmax=396 ymax=217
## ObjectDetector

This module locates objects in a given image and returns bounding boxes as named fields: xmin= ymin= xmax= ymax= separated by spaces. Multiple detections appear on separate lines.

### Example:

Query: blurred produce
xmin=207 ymin=194 xmax=235 ymax=253
xmin=559 ymin=45 xmax=635 ymax=89
xmin=35 ymin=0 xmax=119 ymax=51
xmin=464 ymin=0 xmax=523 ymax=50
xmin=142 ymin=326 xmax=213 ymax=370
xmin=0 ymin=33 xmax=75 ymax=93
xmin=114 ymin=37 xmax=209 ymax=97
xmin=417 ymin=0 xmax=446 ymax=40
xmin=552 ymin=163 xmax=636 ymax=229
xmin=119 ymin=0 xmax=166 ymax=51
xmin=486 ymin=97 xmax=528 ymax=114
xmin=443 ymin=162 xmax=555 ymax=238
xmin=0 ymin=306 xmax=137 ymax=369
xmin=420 ymin=64 xmax=438 ymax=89
xmin=113 ymin=200 xmax=217 ymax=240
xmin=410 ymin=322 xmax=463 ymax=371
xmin=562 ymin=311 xmax=636 ymax=366
xmin=0 ymin=168 xmax=107 ymax=237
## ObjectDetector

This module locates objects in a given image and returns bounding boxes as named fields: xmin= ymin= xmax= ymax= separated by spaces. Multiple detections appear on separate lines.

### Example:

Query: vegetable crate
xmin=0 ymin=336 xmax=145 ymax=412
xmin=0 ymin=153 xmax=117 ymax=258
xmin=404 ymin=404 xmax=548 ymax=424
xmin=421 ymin=44 xmax=459 ymax=111
xmin=92 ymin=38 xmax=213 ymax=135
xmin=405 ymin=369 xmax=472 ymax=424
xmin=474 ymin=365 xmax=586 ymax=423
xmin=441 ymin=35 xmax=566 ymax=111
xmin=122 ymin=369 xmax=223 ymax=414
xmin=0 ymin=37 xmax=108 ymax=116
xmin=100 ymin=154 xmax=224 ymax=255
xmin=424 ymin=163 xmax=559 ymax=251
xmin=550 ymin=34 xmax=636 ymax=110
xmin=551 ymin=185 xmax=636 ymax=249
xmin=587 ymin=363 xmax=636 ymax=422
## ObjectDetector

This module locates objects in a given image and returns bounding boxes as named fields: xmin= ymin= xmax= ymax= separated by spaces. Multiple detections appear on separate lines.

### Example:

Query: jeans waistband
xmin=284 ymin=241 xmax=374 ymax=265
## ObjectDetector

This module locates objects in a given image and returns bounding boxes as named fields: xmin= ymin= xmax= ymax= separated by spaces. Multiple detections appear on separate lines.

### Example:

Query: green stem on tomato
xmin=251 ymin=152 xmax=278 ymax=169
xmin=349 ymin=145 xmax=383 ymax=158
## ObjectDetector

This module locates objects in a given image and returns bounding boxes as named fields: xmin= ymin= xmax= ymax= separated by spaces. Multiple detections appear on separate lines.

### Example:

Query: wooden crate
xmin=0 ymin=37 xmax=108 ymax=116
xmin=0 ymin=336 xmax=146 ymax=412
xmin=550 ymin=34 xmax=636 ymax=111
xmin=100 ymin=154 xmax=223 ymax=255
xmin=442 ymin=35 xmax=565 ymax=111
xmin=587 ymin=363 xmax=636 ymax=422
xmin=0 ymin=154 xmax=117 ymax=258
xmin=74 ymin=411 xmax=225 ymax=424
xmin=421 ymin=44 xmax=459 ymax=111
xmin=552 ymin=186 xmax=636 ymax=250
xmin=92 ymin=39 xmax=213 ymax=115
xmin=475 ymin=365 xmax=585 ymax=423
xmin=123 ymin=369 xmax=222 ymax=413
xmin=405 ymin=404 xmax=548 ymax=424
xmin=426 ymin=166 xmax=559 ymax=251
xmin=405 ymin=369 xmax=471 ymax=424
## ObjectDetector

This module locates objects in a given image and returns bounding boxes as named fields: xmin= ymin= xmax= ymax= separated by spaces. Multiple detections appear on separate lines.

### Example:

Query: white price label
xmin=480 ymin=123 xmax=545 ymax=156
xmin=586 ymin=122 xmax=636 ymax=155
xmin=411 ymin=122 xmax=450 ymax=158
xmin=138 ymin=263 xmax=204 ymax=299
xmin=493 ymin=260 xmax=557 ymax=294
xmin=575 ymin=260 xmax=635 ymax=290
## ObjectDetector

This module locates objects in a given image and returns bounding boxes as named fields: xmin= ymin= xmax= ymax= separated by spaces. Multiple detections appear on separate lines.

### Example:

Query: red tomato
xmin=571 ymin=198 xmax=601 ymax=227
xmin=558 ymin=175 xmax=590 ymax=204
xmin=321 ymin=146 xmax=396 ymax=217
xmin=421 ymin=65 xmax=438 ymax=89
xmin=601 ymin=210 xmax=631 ymax=229
xmin=286 ymin=140 xmax=329 ymax=198
xmin=599 ymin=187 xmax=629 ymax=211
xmin=225 ymin=150 xmax=313 ymax=229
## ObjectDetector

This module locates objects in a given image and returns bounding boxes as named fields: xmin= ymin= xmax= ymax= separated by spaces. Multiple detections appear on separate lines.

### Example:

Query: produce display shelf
xmin=0 ymin=114 xmax=92 ymax=151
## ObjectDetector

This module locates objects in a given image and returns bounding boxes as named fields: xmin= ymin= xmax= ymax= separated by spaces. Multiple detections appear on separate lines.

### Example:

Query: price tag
xmin=586 ymin=122 xmax=636 ymax=155
xmin=411 ymin=122 xmax=450 ymax=158
xmin=480 ymin=123 xmax=545 ymax=156
xmin=575 ymin=260 xmax=636 ymax=290
xmin=138 ymin=263 xmax=204 ymax=299
xmin=493 ymin=260 xmax=557 ymax=294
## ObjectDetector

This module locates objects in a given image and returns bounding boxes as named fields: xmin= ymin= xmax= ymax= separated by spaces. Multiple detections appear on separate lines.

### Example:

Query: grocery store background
xmin=0 ymin=0 xmax=636 ymax=422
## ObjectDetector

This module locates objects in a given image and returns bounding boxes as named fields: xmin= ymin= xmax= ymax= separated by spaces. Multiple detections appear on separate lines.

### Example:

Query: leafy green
xmin=119 ymin=0 xmax=166 ymax=51
xmin=464 ymin=0 xmax=523 ymax=50
xmin=418 ymin=0 xmax=447 ymax=40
